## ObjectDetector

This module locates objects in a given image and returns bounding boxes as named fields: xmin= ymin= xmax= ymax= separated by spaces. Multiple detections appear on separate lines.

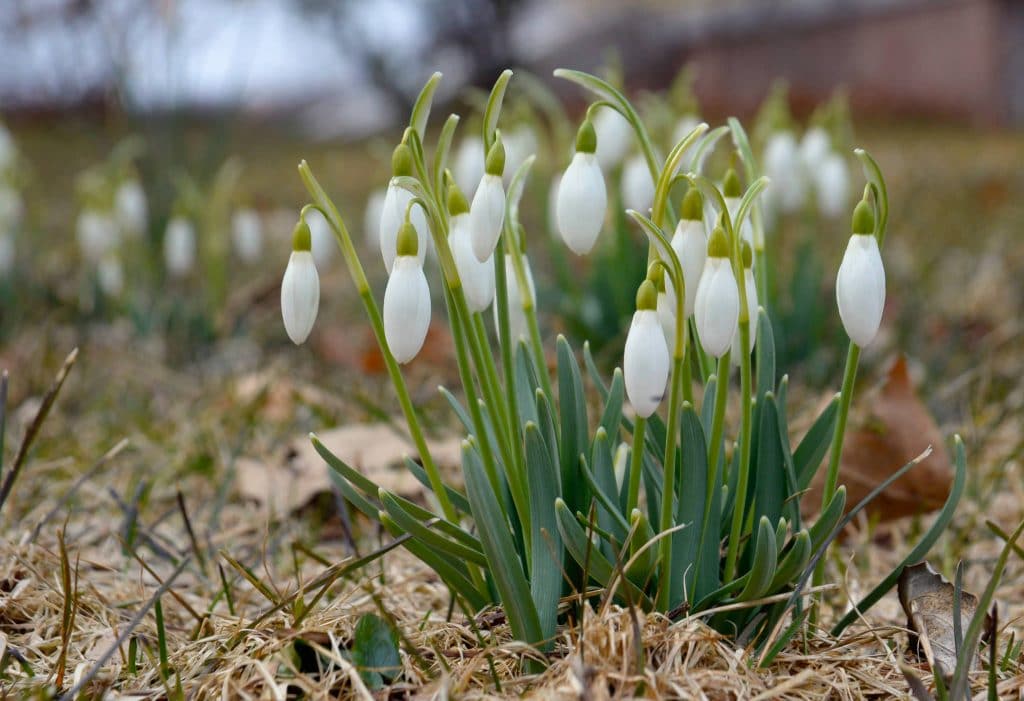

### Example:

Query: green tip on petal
xmin=392 ymin=143 xmax=414 ymax=177
xmin=292 ymin=218 xmax=312 ymax=251
xmin=707 ymin=226 xmax=729 ymax=258
xmin=741 ymin=240 xmax=753 ymax=268
xmin=447 ymin=183 xmax=469 ymax=216
xmin=681 ymin=187 xmax=703 ymax=221
xmin=851 ymin=198 xmax=875 ymax=235
xmin=635 ymin=279 xmax=658 ymax=311
xmin=485 ymin=136 xmax=505 ymax=176
xmin=575 ymin=118 xmax=597 ymax=154
xmin=396 ymin=220 xmax=418 ymax=257
xmin=722 ymin=167 xmax=742 ymax=198
xmin=647 ymin=262 xmax=666 ymax=292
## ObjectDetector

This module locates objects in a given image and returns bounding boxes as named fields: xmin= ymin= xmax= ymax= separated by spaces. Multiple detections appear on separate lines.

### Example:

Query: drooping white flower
xmin=670 ymin=189 xmax=707 ymax=319
xmin=763 ymin=130 xmax=806 ymax=215
xmin=694 ymin=227 xmax=740 ymax=358
xmin=621 ymin=154 xmax=654 ymax=214
xmin=800 ymin=126 xmax=831 ymax=176
xmin=379 ymin=144 xmax=429 ymax=271
xmin=593 ymin=105 xmax=632 ymax=170
xmin=503 ymin=125 xmax=538 ymax=184
xmin=557 ymin=120 xmax=607 ymax=255
xmin=836 ymin=201 xmax=885 ymax=346
xmin=97 ymin=254 xmax=124 ymax=296
xmin=164 ymin=216 xmax=196 ymax=277
xmin=281 ymin=220 xmax=320 ymax=345
xmin=232 ymin=208 xmax=263 ymax=263
xmin=469 ymin=139 xmax=506 ymax=262
xmin=0 ymin=230 xmax=14 ymax=273
xmin=624 ymin=280 xmax=670 ymax=418
xmin=453 ymin=135 xmax=485 ymax=198
xmin=305 ymin=208 xmax=334 ymax=266
xmin=815 ymin=153 xmax=850 ymax=219
xmin=115 ymin=179 xmax=147 ymax=236
xmin=730 ymin=247 xmax=759 ymax=362
xmin=656 ymin=289 xmax=677 ymax=356
xmin=363 ymin=187 xmax=387 ymax=248
xmin=384 ymin=246 xmax=431 ymax=363
xmin=448 ymin=187 xmax=495 ymax=313
xmin=497 ymin=254 xmax=537 ymax=343
xmin=76 ymin=209 xmax=118 ymax=263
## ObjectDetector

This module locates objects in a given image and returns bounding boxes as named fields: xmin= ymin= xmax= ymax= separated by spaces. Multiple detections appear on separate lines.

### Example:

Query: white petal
xmin=450 ymin=214 xmax=495 ymax=312
xmin=164 ymin=217 xmax=196 ymax=277
xmin=232 ymin=209 xmax=263 ymax=263
xmin=77 ymin=210 xmax=118 ymax=263
xmin=453 ymin=136 xmax=485 ymax=197
xmin=305 ymin=208 xmax=335 ymax=267
xmin=763 ymin=131 xmax=806 ymax=214
xmin=469 ymin=174 xmax=506 ymax=262
xmin=281 ymin=251 xmax=320 ymax=345
xmin=656 ymin=291 xmax=677 ymax=356
xmin=694 ymin=257 xmax=740 ymax=358
xmin=730 ymin=269 xmax=760 ymax=362
xmin=496 ymin=255 xmax=536 ymax=343
xmin=384 ymin=256 xmax=432 ymax=363
xmin=363 ymin=188 xmax=387 ymax=248
xmin=836 ymin=234 xmax=885 ymax=346
xmin=557 ymin=153 xmax=607 ymax=255
xmin=593 ymin=106 xmax=632 ymax=170
xmin=815 ymin=154 xmax=849 ymax=219
xmin=115 ymin=180 xmax=147 ymax=235
xmin=670 ymin=219 xmax=708 ymax=318
xmin=621 ymin=154 xmax=654 ymax=213
xmin=379 ymin=181 xmax=428 ymax=271
xmin=624 ymin=310 xmax=670 ymax=417
xmin=800 ymin=127 xmax=831 ymax=175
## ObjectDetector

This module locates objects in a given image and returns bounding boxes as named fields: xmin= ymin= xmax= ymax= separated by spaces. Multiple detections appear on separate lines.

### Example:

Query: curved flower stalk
xmin=694 ymin=226 xmax=739 ymax=358
xmin=449 ymin=185 xmax=495 ymax=313
xmin=730 ymin=242 xmax=759 ymax=361
xmin=164 ymin=215 xmax=196 ymax=277
xmin=380 ymin=143 xmax=429 ymax=271
xmin=624 ymin=279 xmax=670 ymax=418
xmin=557 ymin=119 xmax=607 ymax=255
xmin=469 ymin=137 xmax=507 ymax=261
xmin=280 ymin=218 xmax=320 ymax=345
xmin=231 ymin=208 xmax=263 ymax=263
xmin=670 ymin=187 xmax=707 ymax=318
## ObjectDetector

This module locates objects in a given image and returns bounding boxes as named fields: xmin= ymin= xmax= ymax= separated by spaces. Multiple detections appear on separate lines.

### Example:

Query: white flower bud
xmin=815 ymin=153 xmax=850 ymax=219
xmin=363 ymin=187 xmax=387 ymax=248
xmin=763 ymin=131 xmax=806 ymax=214
xmin=621 ymin=154 xmax=654 ymax=214
xmin=469 ymin=173 xmax=506 ymax=262
xmin=670 ymin=219 xmax=707 ymax=318
xmin=0 ymin=231 xmax=14 ymax=274
xmin=164 ymin=216 xmax=196 ymax=277
xmin=115 ymin=179 xmax=147 ymax=236
xmin=76 ymin=209 xmax=118 ymax=263
xmin=231 ymin=208 xmax=263 ymax=263
xmin=97 ymin=255 xmax=124 ymax=296
xmin=306 ymin=208 xmax=334 ymax=267
xmin=281 ymin=250 xmax=320 ymax=345
xmin=730 ymin=268 xmax=759 ymax=362
xmin=593 ymin=106 xmax=632 ymax=170
xmin=800 ymin=126 xmax=831 ymax=176
xmin=453 ymin=136 xmax=485 ymax=198
xmin=384 ymin=255 xmax=432 ymax=363
xmin=625 ymin=306 xmax=670 ymax=418
xmin=496 ymin=254 xmax=536 ymax=343
xmin=694 ymin=249 xmax=739 ymax=358
xmin=379 ymin=179 xmax=428 ymax=271
xmin=450 ymin=212 xmax=495 ymax=312
xmin=836 ymin=233 xmax=885 ymax=346
xmin=557 ymin=152 xmax=606 ymax=255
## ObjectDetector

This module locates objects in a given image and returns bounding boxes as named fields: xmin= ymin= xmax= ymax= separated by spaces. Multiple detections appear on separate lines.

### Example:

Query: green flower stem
xmin=754 ymin=245 xmax=769 ymax=321
xmin=626 ymin=416 xmax=647 ymax=518
xmin=470 ymin=312 xmax=515 ymax=464
xmin=656 ymin=351 xmax=686 ymax=610
xmin=705 ymin=358 xmax=730 ymax=489
xmin=296 ymin=164 xmax=457 ymax=523
xmin=507 ymin=237 xmax=554 ymax=404
xmin=723 ymin=320 xmax=754 ymax=582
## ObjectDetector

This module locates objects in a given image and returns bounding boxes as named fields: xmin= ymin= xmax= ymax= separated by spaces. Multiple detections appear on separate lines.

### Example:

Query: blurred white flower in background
xmin=97 ymin=255 xmax=124 ymax=296
xmin=76 ymin=209 xmax=118 ymax=263
xmin=363 ymin=187 xmax=387 ymax=248
xmin=592 ymin=105 xmax=632 ymax=171
xmin=164 ymin=216 xmax=196 ymax=277
xmin=232 ymin=208 xmax=263 ymax=263
xmin=452 ymin=136 xmax=485 ymax=198
xmin=305 ymin=207 xmax=335 ymax=267
xmin=115 ymin=179 xmax=148 ymax=236
xmin=621 ymin=154 xmax=654 ymax=214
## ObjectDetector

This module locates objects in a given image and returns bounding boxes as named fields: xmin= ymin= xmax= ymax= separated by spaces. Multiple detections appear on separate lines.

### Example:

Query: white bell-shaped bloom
xmin=497 ymin=254 xmax=536 ymax=343
xmin=694 ymin=238 xmax=740 ymax=358
xmin=621 ymin=154 xmax=654 ymax=214
xmin=557 ymin=152 xmax=606 ymax=255
xmin=76 ymin=209 xmax=118 ymax=263
xmin=624 ymin=298 xmax=670 ymax=417
xmin=469 ymin=173 xmax=505 ymax=262
xmin=305 ymin=208 xmax=334 ymax=267
xmin=656 ymin=290 xmax=677 ymax=356
xmin=725 ymin=196 xmax=754 ymax=246
xmin=503 ymin=125 xmax=538 ymax=184
xmin=453 ymin=136 xmax=485 ymax=198
xmin=379 ymin=179 xmax=429 ymax=271
xmin=232 ymin=208 xmax=263 ymax=263
xmin=0 ymin=186 xmax=23 ymax=227
xmin=730 ymin=268 xmax=759 ymax=362
xmin=670 ymin=219 xmax=707 ymax=318
xmin=0 ymin=231 xmax=14 ymax=273
xmin=115 ymin=179 xmax=147 ymax=236
xmin=815 ymin=153 xmax=850 ymax=219
xmin=363 ymin=187 xmax=387 ymax=248
xmin=450 ymin=212 xmax=495 ymax=312
xmin=593 ymin=106 xmax=632 ymax=170
xmin=384 ymin=255 xmax=432 ymax=363
xmin=836 ymin=233 xmax=886 ymax=346
xmin=281 ymin=250 xmax=320 ymax=345
xmin=164 ymin=216 xmax=196 ymax=277
xmin=97 ymin=254 xmax=124 ymax=296
xmin=763 ymin=131 xmax=806 ymax=215
xmin=800 ymin=126 xmax=831 ymax=176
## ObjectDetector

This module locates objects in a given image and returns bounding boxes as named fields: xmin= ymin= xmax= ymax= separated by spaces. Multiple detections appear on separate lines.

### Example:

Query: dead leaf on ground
xmin=804 ymin=355 xmax=953 ymax=521
xmin=236 ymin=423 xmax=462 ymax=516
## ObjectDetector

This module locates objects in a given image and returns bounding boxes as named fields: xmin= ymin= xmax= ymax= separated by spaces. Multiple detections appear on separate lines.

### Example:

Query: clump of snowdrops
xmin=281 ymin=69 xmax=966 ymax=662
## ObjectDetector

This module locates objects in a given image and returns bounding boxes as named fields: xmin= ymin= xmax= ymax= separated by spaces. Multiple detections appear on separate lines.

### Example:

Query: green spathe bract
xmin=290 ymin=69 xmax=966 ymax=672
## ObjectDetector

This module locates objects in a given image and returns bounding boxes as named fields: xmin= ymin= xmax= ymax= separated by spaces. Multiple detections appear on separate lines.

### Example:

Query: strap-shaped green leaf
xmin=596 ymin=369 xmax=625 ymax=445
xmin=673 ymin=404 xmax=708 ymax=608
xmin=774 ymin=376 xmax=802 ymax=530
xmin=795 ymin=395 xmax=840 ymax=490
xmin=404 ymin=458 xmax=471 ymax=515
xmin=701 ymin=375 xmax=717 ymax=439
xmin=379 ymin=491 xmax=486 ymax=568
xmin=755 ymin=308 xmax=775 ymax=401
xmin=767 ymin=529 xmax=811 ymax=593
xmin=524 ymin=422 xmax=562 ymax=646
xmin=808 ymin=487 xmax=846 ymax=551
xmin=409 ymin=72 xmax=442 ymax=138
xmin=753 ymin=394 xmax=786 ymax=530
xmin=735 ymin=517 xmax=777 ymax=601
xmin=482 ymin=69 xmax=513 ymax=151
xmin=557 ymin=336 xmax=589 ymax=514
xmin=626 ymin=509 xmax=658 ymax=587
xmin=439 ymin=386 xmax=474 ymax=436
xmin=580 ymin=433 xmax=629 ymax=539
xmin=431 ymin=113 xmax=460 ymax=195
xmin=513 ymin=346 xmax=540 ymax=427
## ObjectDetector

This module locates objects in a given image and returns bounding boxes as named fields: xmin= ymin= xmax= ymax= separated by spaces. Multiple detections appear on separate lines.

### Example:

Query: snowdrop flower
xmin=363 ymin=187 xmax=387 ymax=248
xmin=379 ymin=143 xmax=429 ymax=271
xmin=763 ymin=130 xmax=806 ymax=214
xmin=0 ymin=186 xmax=23 ymax=228
xmin=469 ymin=138 xmax=506 ymax=262
xmin=384 ymin=221 xmax=431 ymax=363
xmin=306 ymin=208 xmax=334 ymax=266
xmin=648 ymin=265 xmax=677 ymax=356
xmin=624 ymin=280 xmax=670 ymax=418
xmin=281 ymin=219 xmax=320 ymax=345
xmin=694 ymin=226 xmax=740 ymax=358
xmin=164 ymin=216 xmax=196 ymax=277
xmin=448 ymin=185 xmax=495 ymax=313
xmin=593 ymin=105 xmax=632 ymax=170
xmin=557 ymin=119 xmax=607 ymax=255
xmin=0 ymin=231 xmax=14 ymax=273
xmin=496 ymin=251 xmax=536 ymax=343
xmin=670 ymin=188 xmax=707 ymax=318
xmin=97 ymin=254 xmax=124 ymax=296
xmin=836 ymin=200 xmax=885 ymax=346
xmin=76 ymin=209 xmax=118 ymax=263
xmin=232 ymin=208 xmax=263 ymax=263
xmin=546 ymin=173 xmax=561 ymax=236
xmin=453 ymin=136 xmax=486 ymax=198
xmin=503 ymin=124 xmax=538 ymax=184
xmin=730 ymin=242 xmax=759 ymax=362
xmin=800 ymin=126 xmax=831 ymax=176
xmin=621 ymin=154 xmax=654 ymax=214
xmin=115 ymin=178 xmax=147 ymax=236
xmin=722 ymin=167 xmax=753 ymax=246
xmin=815 ymin=153 xmax=850 ymax=219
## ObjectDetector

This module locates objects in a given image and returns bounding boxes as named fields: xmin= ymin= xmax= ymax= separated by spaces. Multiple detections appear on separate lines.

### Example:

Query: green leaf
xmin=774 ymin=376 xmax=802 ymax=530
xmin=701 ymin=375 xmax=717 ymax=437
xmin=753 ymin=394 xmax=786 ymax=530
xmin=404 ymin=457 xmax=471 ymax=515
xmin=580 ymin=431 xmax=630 ymax=539
xmin=794 ymin=395 xmax=840 ymax=490
xmin=727 ymin=117 xmax=758 ymax=186
xmin=504 ymin=155 xmax=535 ymax=232
xmin=409 ymin=72 xmax=442 ymax=138
xmin=461 ymin=440 xmax=543 ymax=645
xmin=536 ymin=389 xmax=559 ymax=471
xmin=626 ymin=509 xmax=658 ymax=587
xmin=688 ymin=126 xmax=729 ymax=175
xmin=557 ymin=336 xmax=589 ymax=514
xmin=854 ymin=148 xmax=889 ymax=245
xmin=735 ymin=517 xmax=777 ymax=601
xmin=673 ymin=404 xmax=708 ymax=607
xmin=597 ymin=368 xmax=625 ymax=444
xmin=432 ymin=113 xmax=460 ymax=195
xmin=755 ymin=308 xmax=775 ymax=401
xmin=379 ymin=491 xmax=487 ymax=567
xmin=439 ymin=386 xmax=474 ymax=436
xmin=524 ymin=422 xmax=562 ymax=646
xmin=351 ymin=614 xmax=401 ymax=689
xmin=482 ymin=69 xmax=514 ymax=151
xmin=807 ymin=487 xmax=846 ymax=551
xmin=767 ymin=529 xmax=811 ymax=593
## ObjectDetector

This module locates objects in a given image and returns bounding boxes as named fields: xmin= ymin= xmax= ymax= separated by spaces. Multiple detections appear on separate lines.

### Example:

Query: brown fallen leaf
xmin=898 ymin=561 xmax=982 ymax=681
xmin=236 ymin=423 xmax=462 ymax=516
xmin=804 ymin=355 xmax=953 ymax=521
